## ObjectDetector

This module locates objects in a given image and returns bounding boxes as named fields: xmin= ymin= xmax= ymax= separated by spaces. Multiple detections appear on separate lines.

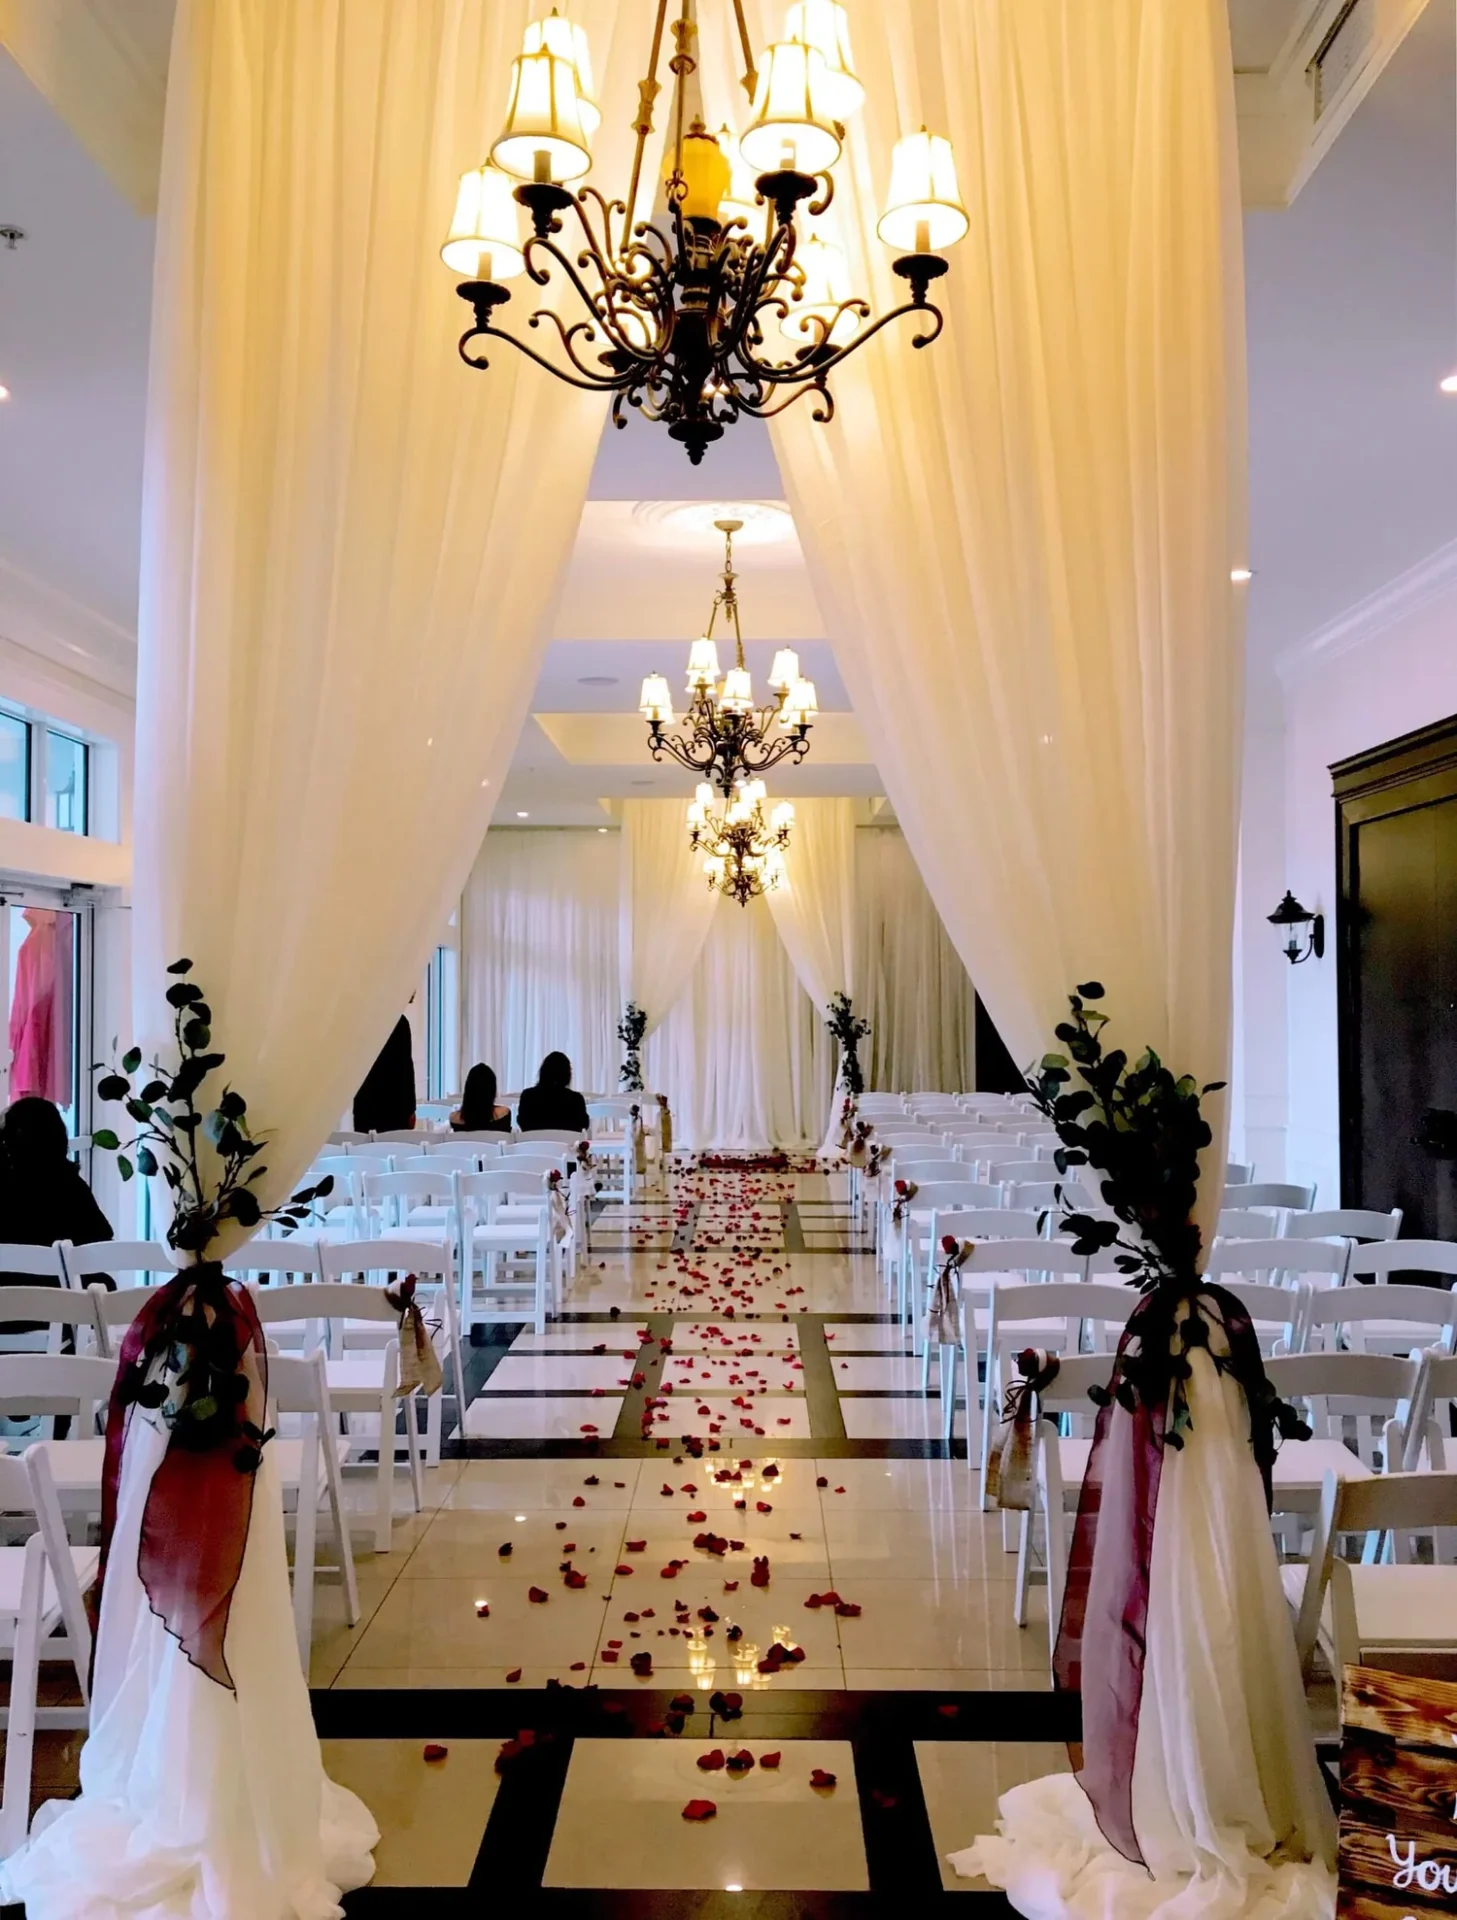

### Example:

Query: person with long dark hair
xmin=450 ymin=1063 xmax=512 ymax=1134
xmin=515 ymin=1052 xmax=590 ymax=1135
xmin=0 ymin=1095 xmax=113 ymax=1309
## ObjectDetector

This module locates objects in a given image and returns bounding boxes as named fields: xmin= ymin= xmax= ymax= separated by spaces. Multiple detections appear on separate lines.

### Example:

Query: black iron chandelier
xmin=688 ymin=777 xmax=794 ymax=905
xmin=440 ymin=1 xmax=968 ymax=463
xmin=638 ymin=517 xmax=815 ymax=794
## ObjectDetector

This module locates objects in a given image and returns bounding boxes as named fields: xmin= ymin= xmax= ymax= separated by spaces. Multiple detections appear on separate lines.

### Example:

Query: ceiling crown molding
xmin=1274 ymin=531 xmax=1457 ymax=685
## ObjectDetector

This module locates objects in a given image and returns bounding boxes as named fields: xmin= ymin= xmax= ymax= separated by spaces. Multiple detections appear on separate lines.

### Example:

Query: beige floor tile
xmin=823 ymin=1323 xmax=912 ymax=1353
xmin=824 ymin=1507 xmax=1017 ymax=1584
xmin=448 ymin=1460 xmax=643 ymax=1509
xmin=814 ymin=1459 xmax=981 ymax=1510
xmin=402 ymin=1507 xmax=627 ymax=1582
xmin=460 ymin=1396 xmax=625 ymax=1440
xmin=481 ymin=1355 xmax=638 ymax=1391
xmin=915 ymin=1741 xmax=1072 ymax=1891
xmin=320 ymin=1738 xmax=500 ymax=1885
xmin=833 ymin=1578 xmax=1051 ymax=1674
xmin=544 ymin=1739 xmax=867 ymax=1890
xmin=593 ymin=1572 xmax=847 ymax=1671
xmin=340 ymin=1572 xmax=613 ymax=1674
xmin=331 ymin=1663 xmax=591 ymax=1690
xmin=844 ymin=1668 xmax=1050 ymax=1692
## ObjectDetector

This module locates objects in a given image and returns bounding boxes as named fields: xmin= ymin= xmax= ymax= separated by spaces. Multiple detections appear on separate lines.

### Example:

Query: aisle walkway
xmin=315 ymin=1167 xmax=1076 ymax=1912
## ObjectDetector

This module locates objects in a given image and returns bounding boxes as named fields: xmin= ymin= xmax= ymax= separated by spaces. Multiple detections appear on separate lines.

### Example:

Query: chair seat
xmin=33 ymin=1439 xmax=105 ymax=1497
xmin=323 ymin=1358 xmax=396 ymax=1402
xmin=469 ymin=1226 xmax=542 ymax=1253
xmin=0 ymin=1543 xmax=99 ymax=1627
xmin=275 ymin=1432 xmax=352 ymax=1495
xmin=1280 ymin=1560 xmax=1457 ymax=1650
xmin=1048 ymin=1437 xmax=1091 ymax=1501
xmin=1270 ymin=1438 xmax=1374 ymax=1506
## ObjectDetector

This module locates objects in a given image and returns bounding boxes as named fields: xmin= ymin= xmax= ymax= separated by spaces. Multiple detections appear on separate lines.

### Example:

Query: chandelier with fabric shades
xmin=639 ymin=516 xmax=816 ymax=792
xmin=688 ymin=777 xmax=794 ymax=905
xmin=440 ymin=1 xmax=969 ymax=463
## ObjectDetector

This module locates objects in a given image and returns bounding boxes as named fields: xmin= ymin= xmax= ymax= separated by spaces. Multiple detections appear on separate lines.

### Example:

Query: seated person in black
xmin=515 ymin=1052 xmax=590 ymax=1136
xmin=353 ymin=1015 xmax=416 ymax=1133
xmin=450 ymin=1063 xmax=513 ymax=1134
xmin=0 ymin=1096 xmax=114 ymax=1326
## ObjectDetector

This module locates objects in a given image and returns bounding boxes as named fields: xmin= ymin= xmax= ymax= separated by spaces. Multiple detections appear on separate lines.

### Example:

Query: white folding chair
xmin=249 ymin=1281 xmax=423 ymax=1554
xmin=86 ymin=1283 xmax=151 ymax=1362
xmin=0 ymin=1354 xmax=117 ymax=1520
xmin=1207 ymin=1278 xmax=1311 ymax=1357
xmin=0 ymin=1248 xmax=65 ymax=1291
xmin=1348 ymin=1239 xmax=1457 ymax=1287
xmin=1305 ymin=1283 xmax=1457 ymax=1357
xmin=455 ymin=1169 xmax=556 ymax=1337
xmin=1283 ymin=1208 xmax=1402 ymax=1245
xmin=1014 ymin=1351 xmax=1112 ymax=1658
xmin=268 ymin=1349 xmax=359 ymax=1664
xmin=1207 ymin=1237 xmax=1350 ymax=1307
xmin=1289 ymin=1469 xmax=1457 ymax=1677
xmin=1225 ymin=1161 xmax=1254 ymax=1185
xmin=1224 ymin=1181 xmax=1317 ymax=1212
xmin=370 ymin=1129 xmax=426 ymax=1146
xmin=56 ymin=1241 xmax=173 ymax=1290
xmin=0 ymin=1447 xmax=96 ymax=1858
xmin=917 ymin=1209 xmax=1042 ymax=1385
xmin=972 ymin=1278 xmax=1129 ymax=1494
xmin=0 ymin=1287 xmax=107 ymax=1360
xmin=357 ymin=1169 xmax=456 ymax=1241
xmin=893 ymin=1180 xmax=1004 ymax=1326
xmin=1264 ymin=1350 xmax=1423 ymax=1514
xmin=1215 ymin=1208 xmax=1287 ymax=1242
xmin=1004 ymin=1181 xmax=1061 ymax=1214
xmin=225 ymin=1241 xmax=325 ymax=1287
xmin=1404 ymin=1348 xmax=1457 ymax=1472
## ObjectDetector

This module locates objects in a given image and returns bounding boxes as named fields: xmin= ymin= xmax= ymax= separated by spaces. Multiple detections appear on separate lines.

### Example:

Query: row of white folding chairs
xmin=0 ymin=1241 xmax=176 ymax=1292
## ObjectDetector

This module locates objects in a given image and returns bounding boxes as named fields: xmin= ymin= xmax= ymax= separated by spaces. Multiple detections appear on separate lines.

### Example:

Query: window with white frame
xmin=0 ymin=706 xmax=92 ymax=837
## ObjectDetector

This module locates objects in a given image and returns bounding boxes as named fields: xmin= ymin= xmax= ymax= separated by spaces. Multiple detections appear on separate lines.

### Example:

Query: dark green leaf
xmin=166 ymin=958 xmax=194 ymax=975
xmin=118 ymin=1154 xmax=134 ymax=1181
xmin=139 ymin=1079 xmax=169 ymax=1104
xmin=93 ymin=1127 xmax=120 ymax=1151
xmin=122 ymin=1046 xmax=143 ymax=1074
xmin=96 ymin=1074 xmax=130 ymax=1102
xmin=136 ymin=1145 xmax=158 ymax=1177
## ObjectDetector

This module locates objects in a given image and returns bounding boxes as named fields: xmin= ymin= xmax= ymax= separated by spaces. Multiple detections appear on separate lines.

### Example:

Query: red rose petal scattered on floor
xmin=834 ymin=1602 xmax=862 ymax=1618
xmin=584 ymin=1475 xmax=599 ymax=1486
xmin=498 ymin=1542 xmax=514 ymax=1556
xmin=505 ymin=1668 xmax=522 ymax=1683
xmin=810 ymin=1770 xmax=838 ymax=1790
xmin=614 ymin=1564 xmax=635 ymax=1576
xmin=569 ymin=1661 xmax=586 ymax=1671
xmin=725 ymin=1749 xmax=754 ymax=1774
xmin=870 ymin=1788 xmax=898 ymax=1810
xmin=723 ymin=1580 xmax=739 ymax=1591
xmin=936 ymin=1703 xmax=961 ymax=1719
xmin=475 ymin=1602 xmax=490 ymax=1617
xmin=696 ymin=1748 xmax=726 ymax=1772
xmin=834 ymin=1486 xmax=845 ymax=1494
xmin=423 ymin=1743 xmax=448 ymax=1763
xmin=630 ymin=1652 xmax=654 ymax=1676
xmin=816 ymin=1476 xmax=829 ymax=1488
xmin=555 ymin=1521 xmax=567 ymax=1532
xmin=562 ymin=1543 xmax=576 ymax=1553
xmin=600 ymin=1649 xmax=619 ymax=1662
xmin=750 ymin=1556 xmax=771 ymax=1588
xmin=670 ymin=1693 xmax=696 ymax=1713
xmin=626 ymin=1540 xmax=647 ymax=1553
xmin=564 ymin=1570 xmax=588 ymax=1590
xmin=681 ymin=1799 xmax=717 ymax=1821
xmin=759 ymin=1750 xmax=781 ymax=1769
xmin=528 ymin=1587 xmax=548 ymax=1603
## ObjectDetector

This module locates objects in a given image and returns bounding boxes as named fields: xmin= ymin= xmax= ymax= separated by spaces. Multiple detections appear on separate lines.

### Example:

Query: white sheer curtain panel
xmin=462 ymin=829 xmax=620 ymax=1095
xmin=644 ymin=897 xmax=832 ymax=1150
xmin=747 ymin=0 xmax=1247 ymax=1223
xmin=130 ymin=0 xmax=633 ymax=1238
xmin=855 ymin=827 xmax=975 ymax=1094
xmin=619 ymin=799 xmax=721 ymax=1036
xmin=764 ymin=798 xmax=857 ymax=1012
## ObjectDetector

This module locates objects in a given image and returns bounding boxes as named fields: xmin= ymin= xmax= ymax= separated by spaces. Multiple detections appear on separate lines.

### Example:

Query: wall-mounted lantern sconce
xmin=1268 ymin=890 xmax=1324 ymax=965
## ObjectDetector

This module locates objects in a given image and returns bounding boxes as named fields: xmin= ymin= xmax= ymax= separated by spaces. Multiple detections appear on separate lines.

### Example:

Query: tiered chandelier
xmin=638 ymin=517 xmax=815 ymax=793
xmin=440 ymin=1 xmax=968 ymax=463
xmin=688 ymin=777 xmax=794 ymax=905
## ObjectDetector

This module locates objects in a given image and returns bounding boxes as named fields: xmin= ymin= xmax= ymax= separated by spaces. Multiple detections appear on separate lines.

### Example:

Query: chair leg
xmin=0 ymin=1537 xmax=46 ymax=1859
xmin=373 ymin=1409 xmax=394 ymax=1553
xmin=292 ymin=1424 xmax=320 ymax=1669
xmin=1013 ymin=1508 xmax=1032 ymax=1628
xmin=403 ymin=1392 xmax=426 ymax=1512
xmin=940 ymin=1344 xmax=957 ymax=1446
xmin=979 ymin=1349 xmax=999 ymax=1507
xmin=320 ymin=1430 xmax=359 ymax=1626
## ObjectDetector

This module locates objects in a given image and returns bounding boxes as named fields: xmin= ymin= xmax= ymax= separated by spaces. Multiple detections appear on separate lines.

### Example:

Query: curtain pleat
xmin=619 ymin=800 xmax=721 ymax=1039
xmin=855 ymin=828 xmax=976 ymax=1094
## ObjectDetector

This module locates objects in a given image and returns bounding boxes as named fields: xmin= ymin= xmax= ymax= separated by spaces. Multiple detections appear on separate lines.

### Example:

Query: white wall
xmin=1243 ymin=540 xmax=1457 ymax=1203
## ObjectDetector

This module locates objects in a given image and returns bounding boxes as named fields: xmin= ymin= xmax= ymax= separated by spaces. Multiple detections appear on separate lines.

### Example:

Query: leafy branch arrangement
xmin=618 ymin=1001 xmax=647 ymax=1093
xmin=1025 ymin=983 xmax=1307 ymax=1458
xmin=93 ymin=958 xmax=332 ymax=1255
xmin=825 ymin=991 xmax=870 ymax=1098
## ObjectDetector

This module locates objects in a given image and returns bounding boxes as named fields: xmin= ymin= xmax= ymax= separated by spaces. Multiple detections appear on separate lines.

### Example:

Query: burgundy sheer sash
xmin=97 ymin=1265 xmax=269 ymax=1691
xmin=1052 ymin=1283 xmax=1273 ymax=1866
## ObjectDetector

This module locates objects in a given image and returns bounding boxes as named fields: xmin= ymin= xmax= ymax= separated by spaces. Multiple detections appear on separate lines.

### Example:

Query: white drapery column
xmin=462 ymin=828 xmax=621 ymax=1096
xmin=619 ymin=799 xmax=721 ymax=1039
xmin=758 ymin=0 xmax=1247 ymax=1229
xmin=855 ymin=826 xmax=975 ymax=1094
xmin=764 ymin=797 xmax=857 ymax=1142
xmin=131 ymin=0 xmax=634 ymax=1238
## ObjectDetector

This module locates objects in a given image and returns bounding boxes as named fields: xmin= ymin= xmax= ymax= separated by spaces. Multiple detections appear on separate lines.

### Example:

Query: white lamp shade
xmin=718 ymin=665 xmax=754 ymax=713
xmin=770 ymin=800 xmax=795 ymax=832
xmin=782 ymin=676 xmax=818 ymax=723
xmin=441 ymin=166 xmax=527 ymax=280
xmin=876 ymin=130 xmax=969 ymax=253
xmin=522 ymin=13 xmax=601 ymax=137
xmin=744 ymin=778 xmax=767 ymax=805
xmin=768 ymin=647 xmax=800 ymax=690
xmin=639 ymin=673 xmax=674 ymax=721
xmin=695 ymin=781 xmax=715 ymax=809
xmin=780 ymin=228 xmax=860 ymax=349
xmin=491 ymin=43 xmax=593 ymax=182
xmin=739 ymin=41 xmax=843 ymax=177
xmin=784 ymin=1 xmax=864 ymax=119
xmin=686 ymin=636 xmax=721 ymax=688
xmin=718 ymin=127 xmax=764 ymax=229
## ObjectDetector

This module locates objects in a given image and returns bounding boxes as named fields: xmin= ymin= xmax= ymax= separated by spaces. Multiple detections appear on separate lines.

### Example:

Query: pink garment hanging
xmin=9 ymin=909 xmax=73 ymax=1104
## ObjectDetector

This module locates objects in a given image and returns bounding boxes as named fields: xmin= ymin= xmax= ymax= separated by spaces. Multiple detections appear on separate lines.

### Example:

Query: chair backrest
xmin=987 ymin=1159 xmax=1050 ymax=1184
xmin=1406 ymin=1350 xmax=1457 ymax=1470
xmin=249 ymin=1281 xmax=401 ymax=1326
xmin=1348 ymin=1240 xmax=1457 ymax=1284
xmin=1294 ymin=1467 xmax=1457 ymax=1669
xmin=0 ymin=1244 xmax=65 ymax=1282
xmin=987 ymin=1280 xmax=1132 ymax=1333
xmin=316 ymin=1237 xmax=453 ymax=1283
xmin=930 ymin=1208 xmax=1041 ymax=1242
xmin=57 ymin=1239 xmax=175 ymax=1289
xmin=436 ymin=1131 xmax=506 ymax=1149
xmin=0 ymin=1352 xmax=116 ymax=1429
xmin=1206 ymin=1238 xmax=1349 ymax=1285
xmin=1224 ymin=1181 xmax=1316 ymax=1211
xmin=892 ymin=1160 xmax=966 ymax=1186
xmin=1306 ymin=1283 xmax=1457 ymax=1350
xmin=904 ymin=1180 xmax=1004 ymax=1215
xmin=1265 ymin=1350 xmax=1422 ymax=1461
xmin=267 ymin=1347 xmax=333 ymax=1417
xmin=1225 ymin=1161 xmax=1254 ymax=1185
xmin=86 ymin=1283 xmax=149 ymax=1357
xmin=498 ymin=1147 xmax=569 ymax=1169
xmin=1216 ymin=1208 xmax=1286 ymax=1242
xmin=0 ymin=1288 xmax=105 ymax=1354
xmin=1283 ymin=1208 xmax=1402 ymax=1244
xmin=1208 ymin=1280 xmax=1311 ymax=1352
xmin=517 ymin=1128 xmax=582 ymax=1144
xmin=1034 ymin=1351 xmax=1119 ymax=1414
xmin=343 ymin=1143 xmax=397 ymax=1163
xmin=1005 ymin=1182 xmax=1060 ymax=1212
xmin=370 ymin=1129 xmax=425 ymax=1144
xmin=309 ymin=1154 xmax=355 ymax=1184
xmin=224 ymin=1241 xmax=324 ymax=1282
xmin=961 ymin=1238 xmax=1087 ymax=1279
xmin=400 ymin=1151 xmax=481 ymax=1175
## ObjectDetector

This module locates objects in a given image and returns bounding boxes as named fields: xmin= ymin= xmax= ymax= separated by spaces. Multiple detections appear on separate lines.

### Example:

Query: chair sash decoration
xmin=891 ymin=1178 xmax=918 ymax=1224
xmin=846 ymin=1120 xmax=875 ymax=1168
xmin=927 ymin=1233 xmax=968 ymax=1349
xmin=835 ymin=1096 xmax=858 ymax=1153
xmin=655 ymin=1094 xmax=673 ymax=1157
xmin=631 ymin=1104 xmax=648 ymax=1176
xmin=985 ymin=1345 xmax=1061 ymax=1512
xmin=384 ymin=1275 xmax=443 ymax=1401
xmin=1052 ymin=1283 xmax=1310 ymax=1865
xmin=546 ymin=1170 xmax=573 ymax=1246
xmin=99 ymin=1262 xmax=270 ymax=1691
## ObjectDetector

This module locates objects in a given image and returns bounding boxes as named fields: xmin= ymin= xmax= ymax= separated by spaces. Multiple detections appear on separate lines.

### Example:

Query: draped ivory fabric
xmin=619 ymin=799 xmax=721 ymax=1038
xmin=764 ymin=798 xmax=857 ymax=1014
xmin=131 ymin=0 xmax=634 ymax=1255
xmin=643 ymin=893 xmax=833 ymax=1149
xmin=731 ymin=0 xmax=1247 ymax=1235
xmin=462 ymin=829 xmax=620 ymax=1096
xmin=856 ymin=827 xmax=975 ymax=1094
xmin=0 ymin=0 xmax=173 ymax=211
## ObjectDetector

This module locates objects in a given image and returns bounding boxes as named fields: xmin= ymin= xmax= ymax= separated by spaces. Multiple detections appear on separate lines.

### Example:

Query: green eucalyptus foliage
xmin=617 ymin=1001 xmax=647 ymax=1093
xmin=825 ymin=991 xmax=870 ymax=1098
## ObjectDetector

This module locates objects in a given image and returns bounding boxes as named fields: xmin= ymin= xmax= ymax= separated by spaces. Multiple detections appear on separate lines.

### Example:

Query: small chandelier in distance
xmin=440 ymin=2 xmax=969 ymax=463
xmin=639 ymin=517 xmax=816 ymax=794
xmin=688 ymin=779 xmax=794 ymax=906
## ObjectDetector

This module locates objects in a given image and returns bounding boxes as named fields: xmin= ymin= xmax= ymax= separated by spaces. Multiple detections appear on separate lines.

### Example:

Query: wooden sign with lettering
xmin=1340 ymin=1664 xmax=1457 ymax=1916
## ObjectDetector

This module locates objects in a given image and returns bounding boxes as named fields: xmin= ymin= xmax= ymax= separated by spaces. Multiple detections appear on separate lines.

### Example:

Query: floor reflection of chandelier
xmin=639 ymin=518 xmax=816 ymax=794
xmin=688 ymin=778 xmax=794 ymax=905
xmin=439 ymin=1 xmax=968 ymax=463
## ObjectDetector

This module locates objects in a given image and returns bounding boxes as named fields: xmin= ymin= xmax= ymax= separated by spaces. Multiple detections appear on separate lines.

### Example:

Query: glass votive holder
xmin=771 ymin=1624 xmax=791 ymax=1648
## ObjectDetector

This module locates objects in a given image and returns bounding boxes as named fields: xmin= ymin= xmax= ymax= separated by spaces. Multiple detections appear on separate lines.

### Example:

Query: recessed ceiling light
xmin=516 ymin=810 xmax=530 ymax=818
xmin=1229 ymin=567 xmax=1253 ymax=584
xmin=578 ymin=674 xmax=619 ymax=686
xmin=1441 ymin=372 xmax=1457 ymax=394
xmin=0 ymin=385 xmax=10 ymax=403
xmin=632 ymin=499 xmax=794 ymax=546
xmin=598 ymin=826 xmax=609 ymax=833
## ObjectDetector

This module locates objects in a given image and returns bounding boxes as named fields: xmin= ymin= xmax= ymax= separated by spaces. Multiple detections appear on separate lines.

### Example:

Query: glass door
xmin=0 ymin=888 xmax=91 ymax=1144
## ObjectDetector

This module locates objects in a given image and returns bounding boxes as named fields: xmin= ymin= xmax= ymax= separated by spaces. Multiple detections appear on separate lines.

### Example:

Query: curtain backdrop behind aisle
xmin=462 ymin=829 xmax=620 ymax=1097
xmin=620 ymin=799 xmax=721 ymax=1038
xmin=741 ymin=0 xmax=1247 ymax=1233
xmin=764 ymin=796 xmax=857 ymax=1015
xmin=644 ymin=893 xmax=833 ymax=1149
xmin=131 ymin=0 xmax=633 ymax=1248
xmin=856 ymin=828 xmax=975 ymax=1094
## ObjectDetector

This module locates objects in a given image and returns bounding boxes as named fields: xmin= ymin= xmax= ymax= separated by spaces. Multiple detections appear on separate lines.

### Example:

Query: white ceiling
xmin=1 ymin=5 xmax=1456 ymax=819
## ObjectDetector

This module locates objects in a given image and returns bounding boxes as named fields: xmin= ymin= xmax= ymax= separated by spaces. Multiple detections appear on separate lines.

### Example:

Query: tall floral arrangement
xmin=824 ymin=991 xmax=870 ymax=1098
xmin=617 ymin=1001 xmax=647 ymax=1093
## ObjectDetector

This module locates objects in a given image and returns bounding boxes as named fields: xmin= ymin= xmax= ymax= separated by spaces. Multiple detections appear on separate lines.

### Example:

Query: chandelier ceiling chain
xmin=638 ymin=517 xmax=817 ymax=793
xmin=440 ymin=1 xmax=969 ymax=462
xmin=689 ymin=777 xmax=794 ymax=905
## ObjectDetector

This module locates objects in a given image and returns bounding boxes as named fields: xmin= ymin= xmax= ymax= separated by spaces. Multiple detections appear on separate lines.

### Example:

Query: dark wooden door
xmin=1335 ymin=717 xmax=1457 ymax=1239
